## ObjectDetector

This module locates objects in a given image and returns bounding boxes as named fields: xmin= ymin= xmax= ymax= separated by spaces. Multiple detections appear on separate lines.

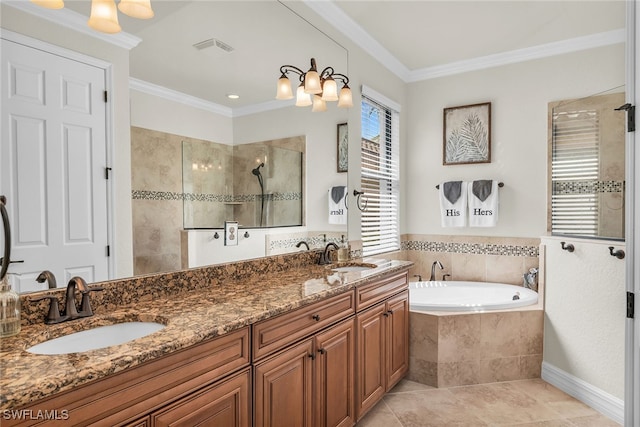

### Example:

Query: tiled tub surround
xmin=399 ymin=234 xmax=544 ymax=388
xmin=0 ymin=251 xmax=411 ymax=410
xmin=402 ymin=234 xmax=540 ymax=285
xmin=408 ymin=307 xmax=544 ymax=388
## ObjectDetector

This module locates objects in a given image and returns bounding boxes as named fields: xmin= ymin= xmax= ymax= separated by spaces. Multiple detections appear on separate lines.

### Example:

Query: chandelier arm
xmin=280 ymin=65 xmax=305 ymax=77
xmin=319 ymin=67 xmax=335 ymax=80
xmin=331 ymin=73 xmax=350 ymax=85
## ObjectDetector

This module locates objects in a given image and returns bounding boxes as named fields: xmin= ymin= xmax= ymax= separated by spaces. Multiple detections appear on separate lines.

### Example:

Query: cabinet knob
xmin=312 ymin=314 xmax=320 ymax=321
xmin=308 ymin=353 xmax=315 ymax=360
xmin=383 ymin=312 xmax=389 ymax=317
xmin=318 ymin=348 xmax=326 ymax=355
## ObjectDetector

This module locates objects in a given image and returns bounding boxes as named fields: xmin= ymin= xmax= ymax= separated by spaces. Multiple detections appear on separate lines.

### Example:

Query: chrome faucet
xmin=429 ymin=261 xmax=443 ymax=281
xmin=319 ymin=243 xmax=339 ymax=265
xmin=523 ymin=268 xmax=539 ymax=291
xmin=36 ymin=270 xmax=57 ymax=289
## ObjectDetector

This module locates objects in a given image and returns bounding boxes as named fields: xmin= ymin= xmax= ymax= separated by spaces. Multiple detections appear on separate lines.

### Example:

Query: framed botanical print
xmin=337 ymin=122 xmax=348 ymax=173
xmin=443 ymin=102 xmax=491 ymax=165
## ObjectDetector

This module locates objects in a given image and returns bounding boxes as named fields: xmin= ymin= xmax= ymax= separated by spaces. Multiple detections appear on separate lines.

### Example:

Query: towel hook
xmin=560 ymin=241 xmax=574 ymax=253
xmin=353 ymin=189 xmax=368 ymax=212
xmin=608 ymin=246 xmax=625 ymax=259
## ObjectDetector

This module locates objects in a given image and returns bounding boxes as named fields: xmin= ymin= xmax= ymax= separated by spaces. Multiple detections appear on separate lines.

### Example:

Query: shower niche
xmin=182 ymin=136 xmax=304 ymax=229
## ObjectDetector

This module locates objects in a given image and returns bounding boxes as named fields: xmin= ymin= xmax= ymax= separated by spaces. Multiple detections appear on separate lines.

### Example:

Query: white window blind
xmin=361 ymin=93 xmax=400 ymax=256
xmin=551 ymin=109 xmax=599 ymax=236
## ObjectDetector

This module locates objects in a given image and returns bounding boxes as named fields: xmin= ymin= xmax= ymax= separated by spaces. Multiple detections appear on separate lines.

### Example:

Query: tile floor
xmin=357 ymin=379 xmax=621 ymax=426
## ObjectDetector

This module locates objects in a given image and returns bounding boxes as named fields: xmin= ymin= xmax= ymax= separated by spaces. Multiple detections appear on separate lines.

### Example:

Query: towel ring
xmin=353 ymin=189 xmax=368 ymax=212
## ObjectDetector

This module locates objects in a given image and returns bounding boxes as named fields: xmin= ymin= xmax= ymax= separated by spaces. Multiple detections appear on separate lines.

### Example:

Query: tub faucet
xmin=319 ymin=243 xmax=339 ymax=265
xmin=429 ymin=261 xmax=443 ymax=281
xmin=523 ymin=268 xmax=539 ymax=292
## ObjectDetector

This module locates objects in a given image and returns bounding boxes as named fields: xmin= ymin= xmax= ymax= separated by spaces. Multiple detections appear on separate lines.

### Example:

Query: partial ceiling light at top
xmin=30 ymin=0 xmax=154 ymax=34
xmin=276 ymin=58 xmax=353 ymax=112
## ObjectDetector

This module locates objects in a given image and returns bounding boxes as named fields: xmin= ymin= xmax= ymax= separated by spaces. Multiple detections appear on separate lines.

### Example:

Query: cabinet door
xmin=315 ymin=318 xmax=356 ymax=427
xmin=386 ymin=290 xmax=409 ymax=390
xmin=151 ymin=368 xmax=250 ymax=427
xmin=254 ymin=339 xmax=314 ymax=427
xmin=355 ymin=303 xmax=386 ymax=420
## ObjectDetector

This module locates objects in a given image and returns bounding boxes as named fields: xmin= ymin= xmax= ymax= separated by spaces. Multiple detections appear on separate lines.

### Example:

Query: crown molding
xmin=302 ymin=0 xmax=411 ymax=81
xmin=129 ymin=78 xmax=233 ymax=118
xmin=305 ymin=1 xmax=625 ymax=83
xmin=407 ymin=29 xmax=626 ymax=82
xmin=3 ymin=0 xmax=141 ymax=50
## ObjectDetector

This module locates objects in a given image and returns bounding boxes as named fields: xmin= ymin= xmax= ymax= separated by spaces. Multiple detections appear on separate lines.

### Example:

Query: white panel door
xmin=0 ymin=39 xmax=109 ymax=293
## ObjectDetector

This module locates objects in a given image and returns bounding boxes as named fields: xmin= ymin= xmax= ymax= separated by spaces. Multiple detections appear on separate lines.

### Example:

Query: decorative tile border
xmin=132 ymin=190 xmax=302 ymax=202
xmin=553 ymin=180 xmax=624 ymax=195
xmin=402 ymin=240 xmax=539 ymax=257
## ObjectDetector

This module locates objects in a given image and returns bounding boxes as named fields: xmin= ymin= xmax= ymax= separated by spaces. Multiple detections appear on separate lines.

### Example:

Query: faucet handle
xmin=32 ymin=295 xmax=67 ymax=324
xmin=79 ymin=286 xmax=104 ymax=317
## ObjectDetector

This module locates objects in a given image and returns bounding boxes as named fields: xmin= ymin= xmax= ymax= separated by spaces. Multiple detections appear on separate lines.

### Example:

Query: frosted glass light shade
xmin=303 ymin=70 xmax=322 ymax=94
xmin=337 ymin=84 xmax=353 ymax=108
xmin=30 ymin=0 xmax=64 ymax=9
xmin=88 ymin=0 xmax=121 ymax=34
xmin=311 ymin=95 xmax=327 ymax=112
xmin=295 ymin=84 xmax=312 ymax=107
xmin=118 ymin=0 xmax=154 ymax=19
xmin=321 ymin=77 xmax=338 ymax=102
xmin=276 ymin=75 xmax=293 ymax=100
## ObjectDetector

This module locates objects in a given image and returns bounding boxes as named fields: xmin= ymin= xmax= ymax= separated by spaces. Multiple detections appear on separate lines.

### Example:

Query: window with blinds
xmin=551 ymin=109 xmax=599 ymax=236
xmin=361 ymin=94 xmax=400 ymax=256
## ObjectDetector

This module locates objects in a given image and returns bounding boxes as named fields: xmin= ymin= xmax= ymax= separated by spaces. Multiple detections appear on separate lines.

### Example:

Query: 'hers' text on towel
xmin=473 ymin=208 xmax=493 ymax=216
xmin=331 ymin=209 xmax=345 ymax=216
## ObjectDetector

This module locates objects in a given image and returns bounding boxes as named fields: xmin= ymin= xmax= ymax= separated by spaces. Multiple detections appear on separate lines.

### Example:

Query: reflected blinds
xmin=361 ymin=94 xmax=400 ymax=256
xmin=551 ymin=109 xmax=599 ymax=236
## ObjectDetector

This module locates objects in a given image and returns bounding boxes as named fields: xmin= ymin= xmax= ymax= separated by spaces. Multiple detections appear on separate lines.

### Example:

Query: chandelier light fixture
xmin=30 ymin=0 xmax=154 ymax=34
xmin=276 ymin=58 xmax=353 ymax=112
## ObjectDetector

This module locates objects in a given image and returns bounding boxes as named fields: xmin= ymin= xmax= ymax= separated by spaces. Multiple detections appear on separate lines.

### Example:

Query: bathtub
xmin=409 ymin=280 xmax=538 ymax=312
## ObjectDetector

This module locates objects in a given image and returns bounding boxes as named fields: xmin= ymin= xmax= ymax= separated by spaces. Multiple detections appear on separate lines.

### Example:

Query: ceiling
xmin=12 ymin=0 xmax=626 ymax=112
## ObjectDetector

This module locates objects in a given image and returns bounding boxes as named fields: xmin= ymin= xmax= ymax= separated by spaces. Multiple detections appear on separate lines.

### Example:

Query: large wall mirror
xmin=1 ymin=0 xmax=349 ymax=291
xmin=548 ymin=87 xmax=626 ymax=241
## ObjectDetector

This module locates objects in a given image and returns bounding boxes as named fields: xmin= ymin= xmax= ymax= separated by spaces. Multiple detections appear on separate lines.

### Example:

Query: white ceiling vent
xmin=193 ymin=38 xmax=234 ymax=53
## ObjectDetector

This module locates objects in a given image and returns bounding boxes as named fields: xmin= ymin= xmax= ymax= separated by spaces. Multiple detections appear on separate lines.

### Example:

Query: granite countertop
xmin=0 ymin=258 xmax=412 ymax=410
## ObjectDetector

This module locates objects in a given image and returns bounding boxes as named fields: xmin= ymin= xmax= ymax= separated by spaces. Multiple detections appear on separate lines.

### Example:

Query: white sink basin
xmin=27 ymin=321 xmax=165 ymax=355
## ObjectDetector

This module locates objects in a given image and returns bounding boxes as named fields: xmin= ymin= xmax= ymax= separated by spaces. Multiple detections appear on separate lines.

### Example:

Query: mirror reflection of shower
xmin=252 ymin=162 xmax=265 ymax=226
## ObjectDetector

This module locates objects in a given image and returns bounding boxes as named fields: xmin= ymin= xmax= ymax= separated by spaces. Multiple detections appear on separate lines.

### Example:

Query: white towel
xmin=439 ymin=181 xmax=466 ymax=227
xmin=329 ymin=186 xmax=347 ymax=224
xmin=468 ymin=180 xmax=499 ymax=227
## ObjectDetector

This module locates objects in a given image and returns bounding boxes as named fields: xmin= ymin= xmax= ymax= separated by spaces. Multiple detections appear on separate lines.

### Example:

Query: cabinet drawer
xmin=356 ymin=272 xmax=408 ymax=311
xmin=252 ymin=291 xmax=355 ymax=361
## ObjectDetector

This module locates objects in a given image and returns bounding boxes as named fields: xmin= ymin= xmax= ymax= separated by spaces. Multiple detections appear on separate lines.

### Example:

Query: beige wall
xmin=542 ymin=236 xmax=626 ymax=399
xmin=402 ymin=44 xmax=625 ymax=238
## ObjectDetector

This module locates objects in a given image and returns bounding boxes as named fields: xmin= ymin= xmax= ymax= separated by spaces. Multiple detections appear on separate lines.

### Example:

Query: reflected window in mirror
xmin=548 ymin=89 xmax=625 ymax=240
xmin=360 ymin=89 xmax=401 ymax=256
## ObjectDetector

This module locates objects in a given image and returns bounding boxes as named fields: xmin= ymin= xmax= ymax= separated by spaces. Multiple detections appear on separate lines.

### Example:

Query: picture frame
xmin=443 ymin=102 xmax=491 ymax=165
xmin=224 ymin=221 xmax=238 ymax=246
xmin=337 ymin=122 xmax=348 ymax=173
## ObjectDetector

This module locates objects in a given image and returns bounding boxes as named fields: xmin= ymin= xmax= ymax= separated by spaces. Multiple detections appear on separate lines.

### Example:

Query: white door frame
xmin=0 ymin=29 xmax=117 ymax=281
xmin=625 ymin=1 xmax=638 ymax=426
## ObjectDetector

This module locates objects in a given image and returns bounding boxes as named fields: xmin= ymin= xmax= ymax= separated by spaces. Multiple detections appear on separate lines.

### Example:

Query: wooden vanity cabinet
xmin=355 ymin=273 xmax=409 ymax=421
xmin=253 ymin=299 xmax=356 ymax=427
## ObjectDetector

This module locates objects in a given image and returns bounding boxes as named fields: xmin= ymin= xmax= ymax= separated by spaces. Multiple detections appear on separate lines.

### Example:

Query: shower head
xmin=251 ymin=163 xmax=265 ymax=176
